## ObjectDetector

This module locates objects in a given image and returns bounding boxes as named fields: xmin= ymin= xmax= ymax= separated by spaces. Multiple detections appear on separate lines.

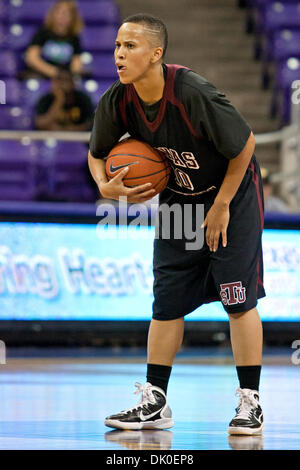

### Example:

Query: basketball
xmin=105 ymin=138 xmax=171 ymax=196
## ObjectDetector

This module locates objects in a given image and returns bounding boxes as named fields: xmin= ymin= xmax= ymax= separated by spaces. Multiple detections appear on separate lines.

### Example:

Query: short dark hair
xmin=122 ymin=13 xmax=168 ymax=58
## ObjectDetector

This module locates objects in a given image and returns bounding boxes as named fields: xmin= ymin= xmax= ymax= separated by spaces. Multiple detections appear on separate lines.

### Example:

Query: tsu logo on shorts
xmin=220 ymin=281 xmax=246 ymax=306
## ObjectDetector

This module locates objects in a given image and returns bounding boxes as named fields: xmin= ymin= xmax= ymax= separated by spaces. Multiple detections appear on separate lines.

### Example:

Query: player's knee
xmin=228 ymin=307 xmax=258 ymax=320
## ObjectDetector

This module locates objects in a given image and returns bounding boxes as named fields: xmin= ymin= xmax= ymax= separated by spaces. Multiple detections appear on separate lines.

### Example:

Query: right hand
xmin=52 ymin=86 xmax=65 ymax=104
xmin=99 ymin=167 xmax=156 ymax=203
xmin=49 ymin=65 xmax=60 ymax=78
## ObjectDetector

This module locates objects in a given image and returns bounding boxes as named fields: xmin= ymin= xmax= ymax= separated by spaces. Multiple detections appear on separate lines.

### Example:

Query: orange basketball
xmin=105 ymin=138 xmax=171 ymax=197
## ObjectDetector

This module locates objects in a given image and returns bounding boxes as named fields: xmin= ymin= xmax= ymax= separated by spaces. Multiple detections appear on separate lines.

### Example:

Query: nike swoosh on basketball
xmin=140 ymin=408 xmax=163 ymax=421
xmin=109 ymin=162 xmax=138 ymax=173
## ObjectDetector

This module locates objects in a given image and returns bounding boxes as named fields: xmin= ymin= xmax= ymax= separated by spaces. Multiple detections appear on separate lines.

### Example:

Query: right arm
xmin=25 ymin=45 xmax=58 ymax=78
xmin=89 ymin=85 xmax=155 ymax=202
xmin=88 ymin=151 xmax=155 ymax=202
xmin=35 ymin=90 xmax=65 ymax=130
xmin=88 ymin=152 xmax=108 ymax=188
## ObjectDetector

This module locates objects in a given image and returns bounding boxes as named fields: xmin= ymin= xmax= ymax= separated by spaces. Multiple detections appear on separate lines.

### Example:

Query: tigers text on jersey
xmin=89 ymin=63 xmax=252 ymax=204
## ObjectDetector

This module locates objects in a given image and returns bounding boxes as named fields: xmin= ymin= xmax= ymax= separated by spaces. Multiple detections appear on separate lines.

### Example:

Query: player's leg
xmin=227 ymin=307 xmax=264 ymax=435
xmin=210 ymin=161 xmax=265 ymax=435
xmin=104 ymin=238 xmax=204 ymax=431
xmin=213 ymin=275 xmax=264 ymax=436
xmin=147 ymin=317 xmax=184 ymax=367
xmin=143 ymin=317 xmax=184 ymax=415
xmin=229 ymin=307 xmax=263 ymax=367
xmin=104 ymin=318 xmax=183 ymax=431
xmin=104 ymin=320 xmax=183 ymax=432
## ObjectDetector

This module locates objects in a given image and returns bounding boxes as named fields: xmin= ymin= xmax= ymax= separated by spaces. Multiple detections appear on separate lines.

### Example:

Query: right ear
xmin=151 ymin=46 xmax=163 ymax=64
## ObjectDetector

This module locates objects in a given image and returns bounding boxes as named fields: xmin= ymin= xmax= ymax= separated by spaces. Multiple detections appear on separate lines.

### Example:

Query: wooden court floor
xmin=0 ymin=351 xmax=299 ymax=450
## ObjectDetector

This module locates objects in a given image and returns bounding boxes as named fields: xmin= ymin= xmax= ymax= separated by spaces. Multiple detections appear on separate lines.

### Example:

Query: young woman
xmin=88 ymin=13 xmax=265 ymax=436
xmin=25 ymin=0 xmax=83 ymax=79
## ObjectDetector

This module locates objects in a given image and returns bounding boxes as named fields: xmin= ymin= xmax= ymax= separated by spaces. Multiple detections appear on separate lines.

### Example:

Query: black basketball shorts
xmin=152 ymin=161 xmax=266 ymax=319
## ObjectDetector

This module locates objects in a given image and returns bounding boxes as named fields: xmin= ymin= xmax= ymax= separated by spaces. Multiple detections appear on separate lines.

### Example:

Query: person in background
xmin=261 ymin=167 xmax=290 ymax=213
xmin=34 ymin=68 xmax=94 ymax=131
xmin=25 ymin=0 xmax=84 ymax=79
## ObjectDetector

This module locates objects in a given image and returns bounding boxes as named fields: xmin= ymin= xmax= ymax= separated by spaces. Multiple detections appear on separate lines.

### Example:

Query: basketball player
xmin=88 ymin=14 xmax=265 ymax=435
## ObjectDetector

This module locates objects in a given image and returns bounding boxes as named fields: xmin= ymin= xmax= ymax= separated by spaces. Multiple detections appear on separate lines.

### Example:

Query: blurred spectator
xmin=34 ymin=68 xmax=94 ymax=131
xmin=24 ymin=0 xmax=84 ymax=79
xmin=262 ymin=167 xmax=290 ymax=213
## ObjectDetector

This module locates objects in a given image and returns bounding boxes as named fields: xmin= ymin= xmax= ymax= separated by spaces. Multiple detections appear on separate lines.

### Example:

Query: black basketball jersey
xmin=89 ymin=64 xmax=253 ymax=205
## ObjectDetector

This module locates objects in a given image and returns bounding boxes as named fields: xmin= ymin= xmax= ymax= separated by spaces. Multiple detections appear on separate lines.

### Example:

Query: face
xmin=53 ymin=3 xmax=73 ymax=34
xmin=114 ymin=23 xmax=162 ymax=84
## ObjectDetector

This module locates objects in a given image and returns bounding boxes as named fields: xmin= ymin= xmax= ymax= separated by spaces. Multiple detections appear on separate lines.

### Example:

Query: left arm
xmin=70 ymin=36 xmax=83 ymax=75
xmin=202 ymin=131 xmax=255 ymax=252
xmin=70 ymin=55 xmax=83 ymax=74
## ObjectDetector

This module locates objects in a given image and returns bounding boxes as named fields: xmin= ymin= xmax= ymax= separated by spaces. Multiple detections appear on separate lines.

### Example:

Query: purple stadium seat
xmin=77 ymin=0 xmax=119 ymax=24
xmin=23 ymin=78 xmax=51 ymax=109
xmin=79 ymin=78 xmax=114 ymax=106
xmin=8 ymin=0 xmax=52 ymax=24
xmin=261 ymin=28 xmax=300 ymax=88
xmin=249 ymin=0 xmax=300 ymax=12
xmin=1 ymin=78 xmax=21 ymax=105
xmin=257 ymin=3 xmax=300 ymax=86
xmin=81 ymin=25 xmax=118 ymax=52
xmin=0 ymin=1 xmax=7 ymax=21
xmin=273 ymin=29 xmax=300 ymax=62
xmin=7 ymin=23 xmax=36 ymax=50
xmin=0 ymin=106 xmax=32 ymax=129
xmin=81 ymin=52 xmax=117 ymax=79
xmin=271 ymin=57 xmax=300 ymax=124
xmin=0 ymin=49 xmax=18 ymax=77
xmin=40 ymin=141 xmax=96 ymax=202
xmin=263 ymin=3 xmax=300 ymax=49
xmin=0 ymin=140 xmax=39 ymax=201
xmin=249 ymin=1 xmax=300 ymax=59
xmin=8 ymin=0 xmax=119 ymax=25
xmin=40 ymin=140 xmax=87 ymax=162
xmin=250 ymin=0 xmax=300 ymax=31
xmin=0 ymin=22 xmax=6 ymax=47
xmin=245 ymin=0 xmax=274 ymax=41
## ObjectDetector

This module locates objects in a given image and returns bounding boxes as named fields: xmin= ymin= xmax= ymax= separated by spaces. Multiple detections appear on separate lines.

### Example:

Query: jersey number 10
xmin=174 ymin=168 xmax=194 ymax=191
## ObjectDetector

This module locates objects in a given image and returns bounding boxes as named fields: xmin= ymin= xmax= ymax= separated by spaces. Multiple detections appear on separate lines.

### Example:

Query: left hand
xmin=201 ymin=201 xmax=230 ymax=252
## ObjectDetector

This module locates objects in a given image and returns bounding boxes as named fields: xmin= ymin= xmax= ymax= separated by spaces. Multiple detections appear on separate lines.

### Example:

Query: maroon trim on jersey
xmin=119 ymin=90 xmax=129 ymax=128
xmin=249 ymin=161 xmax=264 ymax=231
xmin=249 ymin=160 xmax=265 ymax=292
xmin=118 ymin=64 xmax=201 ymax=137
xmin=164 ymin=65 xmax=201 ymax=138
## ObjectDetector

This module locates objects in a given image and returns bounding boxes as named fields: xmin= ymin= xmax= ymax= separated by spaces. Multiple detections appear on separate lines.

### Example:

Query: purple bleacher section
xmin=81 ymin=25 xmax=118 ymax=51
xmin=243 ymin=1 xmax=300 ymax=126
xmin=0 ymin=140 xmax=39 ymax=200
xmin=0 ymin=139 xmax=97 ymax=202
xmin=39 ymin=140 xmax=96 ymax=202
xmin=6 ymin=0 xmax=119 ymax=25
xmin=0 ymin=106 xmax=32 ymax=129
xmin=0 ymin=0 xmax=119 ymax=202
xmin=0 ymin=48 xmax=19 ymax=76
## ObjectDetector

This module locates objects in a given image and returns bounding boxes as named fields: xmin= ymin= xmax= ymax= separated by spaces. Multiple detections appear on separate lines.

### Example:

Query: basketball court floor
xmin=0 ymin=348 xmax=299 ymax=450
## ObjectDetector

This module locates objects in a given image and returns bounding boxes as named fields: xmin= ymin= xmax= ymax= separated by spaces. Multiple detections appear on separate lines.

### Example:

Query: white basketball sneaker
xmin=104 ymin=382 xmax=174 ymax=430
xmin=228 ymin=388 xmax=264 ymax=435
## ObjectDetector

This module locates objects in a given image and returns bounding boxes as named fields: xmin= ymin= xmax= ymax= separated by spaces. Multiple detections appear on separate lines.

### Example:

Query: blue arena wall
xmin=1 ymin=204 xmax=300 ymax=323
